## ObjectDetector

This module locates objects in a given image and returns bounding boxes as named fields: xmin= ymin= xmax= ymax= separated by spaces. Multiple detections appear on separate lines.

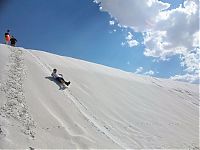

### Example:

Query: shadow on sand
xmin=45 ymin=76 xmax=67 ymax=90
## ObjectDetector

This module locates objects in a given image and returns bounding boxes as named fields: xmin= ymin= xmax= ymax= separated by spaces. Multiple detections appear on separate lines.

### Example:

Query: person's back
xmin=10 ymin=36 xmax=17 ymax=46
xmin=4 ymin=30 xmax=10 ymax=44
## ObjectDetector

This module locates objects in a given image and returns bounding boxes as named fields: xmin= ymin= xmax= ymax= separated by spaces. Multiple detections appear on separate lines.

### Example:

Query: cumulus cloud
xmin=94 ymin=0 xmax=170 ymax=32
xmin=126 ymin=32 xmax=139 ymax=47
xmin=144 ymin=0 xmax=199 ymax=60
xmin=94 ymin=0 xmax=199 ymax=83
xmin=122 ymin=32 xmax=139 ymax=47
xmin=171 ymin=47 xmax=199 ymax=83
xmin=170 ymin=73 xmax=199 ymax=83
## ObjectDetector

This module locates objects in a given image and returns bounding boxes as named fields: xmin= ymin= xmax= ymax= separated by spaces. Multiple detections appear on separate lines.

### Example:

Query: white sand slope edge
xmin=0 ymin=44 xmax=199 ymax=149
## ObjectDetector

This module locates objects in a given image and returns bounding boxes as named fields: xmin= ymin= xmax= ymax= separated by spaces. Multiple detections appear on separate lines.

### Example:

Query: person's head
xmin=53 ymin=69 xmax=57 ymax=73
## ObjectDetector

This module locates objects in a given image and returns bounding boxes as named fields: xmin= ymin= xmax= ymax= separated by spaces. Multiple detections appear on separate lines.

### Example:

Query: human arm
xmin=51 ymin=72 xmax=56 ymax=78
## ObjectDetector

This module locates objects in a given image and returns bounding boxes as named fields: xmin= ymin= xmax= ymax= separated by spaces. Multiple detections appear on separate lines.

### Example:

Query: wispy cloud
xmin=134 ymin=67 xmax=144 ymax=74
xmin=144 ymin=70 xmax=155 ymax=76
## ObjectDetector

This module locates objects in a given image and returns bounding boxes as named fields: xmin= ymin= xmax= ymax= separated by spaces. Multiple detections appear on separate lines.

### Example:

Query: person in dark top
xmin=51 ymin=69 xmax=70 ymax=88
xmin=4 ymin=30 xmax=10 ymax=44
xmin=10 ymin=36 xmax=17 ymax=47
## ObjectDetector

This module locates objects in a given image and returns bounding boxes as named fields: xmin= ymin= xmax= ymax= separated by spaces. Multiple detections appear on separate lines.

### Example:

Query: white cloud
xmin=93 ymin=0 xmax=98 ymax=3
xmin=109 ymin=29 xmax=117 ymax=34
xmin=109 ymin=20 xmax=115 ymax=25
xmin=135 ymin=67 xmax=144 ymax=74
xmin=180 ymin=48 xmax=199 ymax=73
xmin=126 ymin=32 xmax=133 ymax=40
xmin=135 ymin=67 xmax=157 ymax=77
xmin=127 ymin=39 xmax=139 ymax=47
xmin=192 ymin=31 xmax=199 ymax=47
xmin=121 ymin=42 xmax=126 ymax=46
xmin=144 ymin=70 xmax=155 ymax=76
xmin=170 ymin=73 xmax=199 ymax=83
xmin=94 ymin=0 xmax=199 ymax=83
xmin=94 ymin=0 xmax=170 ymax=32
xmin=125 ymin=32 xmax=139 ymax=47
xmin=144 ymin=0 xmax=199 ymax=60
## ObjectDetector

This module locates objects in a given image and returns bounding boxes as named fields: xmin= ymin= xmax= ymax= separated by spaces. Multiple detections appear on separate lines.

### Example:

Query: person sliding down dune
xmin=51 ymin=69 xmax=70 ymax=88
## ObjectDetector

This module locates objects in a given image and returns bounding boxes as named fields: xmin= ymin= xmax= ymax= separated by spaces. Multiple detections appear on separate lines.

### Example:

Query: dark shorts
xmin=56 ymin=77 xmax=64 ymax=83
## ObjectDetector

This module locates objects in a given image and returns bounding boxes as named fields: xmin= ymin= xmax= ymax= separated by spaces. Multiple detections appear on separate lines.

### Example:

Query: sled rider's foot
xmin=65 ymin=81 xmax=70 ymax=86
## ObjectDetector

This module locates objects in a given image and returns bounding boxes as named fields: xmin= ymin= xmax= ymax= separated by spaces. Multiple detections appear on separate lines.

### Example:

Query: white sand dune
xmin=0 ymin=44 xmax=199 ymax=149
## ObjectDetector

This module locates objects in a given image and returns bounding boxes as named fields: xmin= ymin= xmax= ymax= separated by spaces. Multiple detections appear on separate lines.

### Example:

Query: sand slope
xmin=0 ymin=44 xmax=199 ymax=149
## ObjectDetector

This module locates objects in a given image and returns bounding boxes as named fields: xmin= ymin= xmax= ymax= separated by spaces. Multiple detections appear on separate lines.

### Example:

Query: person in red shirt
xmin=4 ymin=30 xmax=10 ymax=44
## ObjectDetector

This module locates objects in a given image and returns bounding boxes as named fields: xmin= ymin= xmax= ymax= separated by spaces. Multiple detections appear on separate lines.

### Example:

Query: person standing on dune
xmin=10 ymin=36 xmax=17 ymax=47
xmin=4 ymin=30 xmax=10 ymax=44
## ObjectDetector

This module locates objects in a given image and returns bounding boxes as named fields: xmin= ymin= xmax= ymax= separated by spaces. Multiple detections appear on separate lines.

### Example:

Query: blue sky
xmin=0 ymin=0 xmax=194 ymax=81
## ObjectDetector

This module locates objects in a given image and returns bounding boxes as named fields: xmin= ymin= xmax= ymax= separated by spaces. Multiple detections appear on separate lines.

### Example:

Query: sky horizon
xmin=0 ymin=0 xmax=199 ymax=83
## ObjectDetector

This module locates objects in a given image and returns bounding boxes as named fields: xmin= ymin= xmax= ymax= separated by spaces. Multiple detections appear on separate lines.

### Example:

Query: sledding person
xmin=10 ymin=36 xmax=17 ymax=47
xmin=51 ymin=69 xmax=70 ymax=87
xmin=4 ymin=30 xmax=10 ymax=44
